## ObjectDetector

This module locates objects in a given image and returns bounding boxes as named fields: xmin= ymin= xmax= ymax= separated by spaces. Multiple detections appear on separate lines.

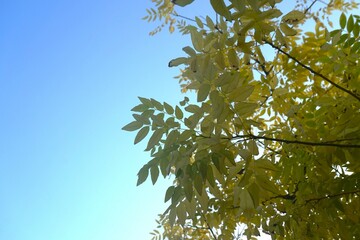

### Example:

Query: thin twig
xmin=172 ymin=12 xmax=198 ymax=24
xmin=233 ymin=134 xmax=360 ymax=148
xmin=200 ymin=212 xmax=218 ymax=240
xmin=264 ymin=40 xmax=360 ymax=102
xmin=304 ymin=0 xmax=318 ymax=14
xmin=305 ymin=190 xmax=360 ymax=204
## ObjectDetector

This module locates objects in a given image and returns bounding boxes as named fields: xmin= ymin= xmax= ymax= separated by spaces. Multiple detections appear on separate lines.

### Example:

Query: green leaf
xmin=210 ymin=90 xmax=224 ymax=118
xmin=146 ymin=129 xmax=164 ymax=150
xmin=353 ymin=23 xmax=359 ymax=37
xmin=172 ymin=186 xmax=182 ymax=204
xmin=194 ymin=173 xmax=203 ymax=195
xmin=206 ymin=165 xmax=216 ymax=187
xmin=255 ymin=46 xmax=265 ymax=64
xmin=239 ymin=149 xmax=251 ymax=161
xmin=150 ymin=98 xmax=163 ymax=111
xmin=134 ymin=126 xmax=150 ymax=144
xmin=255 ymin=159 xmax=279 ymax=171
xmin=228 ymin=85 xmax=255 ymax=102
xmin=340 ymin=12 xmax=347 ymax=29
xmin=239 ymin=189 xmax=255 ymax=209
xmin=168 ymin=208 xmax=176 ymax=226
xmin=248 ymin=140 xmax=259 ymax=155
xmin=133 ymin=113 xmax=150 ymax=125
xmin=247 ymin=182 xmax=260 ymax=207
xmin=138 ymin=97 xmax=153 ymax=107
xmin=175 ymin=106 xmax=184 ymax=119
xmin=179 ymin=130 xmax=193 ymax=142
xmin=205 ymin=16 xmax=215 ymax=30
xmin=172 ymin=0 xmax=194 ymax=7
xmin=199 ymin=161 xmax=208 ymax=181
xmin=131 ymin=104 xmax=148 ymax=112
xmin=176 ymin=203 xmax=187 ymax=226
xmin=182 ymin=46 xmax=196 ymax=56
xmin=246 ymin=0 xmax=259 ymax=11
xmin=183 ymin=179 xmax=193 ymax=202
xmin=347 ymin=15 xmax=354 ymax=32
xmin=190 ymin=29 xmax=203 ymax=52
xmin=150 ymin=165 xmax=159 ymax=185
xmin=280 ymin=22 xmax=297 ymax=36
xmin=164 ymin=102 xmax=174 ymax=114
xmin=137 ymin=165 xmax=149 ymax=186
xmin=256 ymin=174 xmax=281 ymax=194
xmin=275 ymin=28 xmax=286 ymax=45
xmin=122 ymin=121 xmax=143 ymax=131
xmin=227 ymin=48 xmax=239 ymax=68
xmin=164 ymin=186 xmax=175 ymax=202
xmin=282 ymin=10 xmax=305 ymax=24
xmin=197 ymin=83 xmax=211 ymax=102
xmin=238 ymin=170 xmax=253 ymax=188
xmin=210 ymin=0 xmax=232 ymax=20
xmin=235 ymin=102 xmax=258 ymax=116
xmin=168 ymin=57 xmax=188 ymax=67
xmin=165 ymin=130 xmax=179 ymax=147
xmin=185 ymin=104 xmax=201 ymax=113
xmin=195 ymin=16 xmax=204 ymax=28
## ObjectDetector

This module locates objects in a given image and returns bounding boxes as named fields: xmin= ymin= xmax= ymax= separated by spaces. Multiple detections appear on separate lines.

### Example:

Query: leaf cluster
xmin=127 ymin=0 xmax=360 ymax=239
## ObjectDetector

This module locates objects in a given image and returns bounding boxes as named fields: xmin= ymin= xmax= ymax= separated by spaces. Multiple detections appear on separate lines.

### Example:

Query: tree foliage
xmin=124 ymin=0 xmax=360 ymax=239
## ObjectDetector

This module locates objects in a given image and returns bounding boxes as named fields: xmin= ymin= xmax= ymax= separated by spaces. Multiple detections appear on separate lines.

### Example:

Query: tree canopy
xmin=124 ymin=0 xmax=360 ymax=239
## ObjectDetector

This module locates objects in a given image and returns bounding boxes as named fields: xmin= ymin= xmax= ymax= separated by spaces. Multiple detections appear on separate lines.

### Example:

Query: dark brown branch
xmin=233 ymin=134 xmax=360 ymax=148
xmin=264 ymin=40 xmax=360 ymax=102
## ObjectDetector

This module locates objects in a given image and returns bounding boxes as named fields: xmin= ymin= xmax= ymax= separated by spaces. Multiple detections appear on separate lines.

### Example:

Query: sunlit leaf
xmin=280 ymin=22 xmax=297 ymax=36
xmin=210 ymin=0 xmax=232 ymax=20
xmin=340 ymin=12 xmax=347 ymax=29
xmin=347 ymin=15 xmax=354 ymax=32
xmin=168 ymin=57 xmax=188 ymax=67
xmin=282 ymin=10 xmax=305 ymax=24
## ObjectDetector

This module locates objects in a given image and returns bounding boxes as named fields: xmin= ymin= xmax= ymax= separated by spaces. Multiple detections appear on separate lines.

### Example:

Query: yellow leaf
xmin=210 ymin=0 xmax=232 ymax=20
xmin=280 ymin=22 xmax=297 ymax=36
xmin=282 ymin=10 xmax=305 ymax=24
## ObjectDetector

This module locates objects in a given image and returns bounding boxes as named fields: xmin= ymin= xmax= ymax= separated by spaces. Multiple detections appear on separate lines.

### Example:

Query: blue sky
xmin=0 ymin=1 xmax=214 ymax=239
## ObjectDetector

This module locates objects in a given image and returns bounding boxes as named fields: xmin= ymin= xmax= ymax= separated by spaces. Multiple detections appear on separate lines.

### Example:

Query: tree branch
xmin=200 ymin=212 xmax=218 ymax=240
xmin=264 ymin=40 xmax=360 ymax=102
xmin=304 ymin=0 xmax=318 ymax=14
xmin=305 ymin=190 xmax=360 ymax=204
xmin=233 ymin=134 xmax=360 ymax=148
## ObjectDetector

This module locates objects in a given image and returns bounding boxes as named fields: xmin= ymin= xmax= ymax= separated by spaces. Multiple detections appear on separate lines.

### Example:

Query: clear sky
xmin=0 ymin=1 xmax=214 ymax=239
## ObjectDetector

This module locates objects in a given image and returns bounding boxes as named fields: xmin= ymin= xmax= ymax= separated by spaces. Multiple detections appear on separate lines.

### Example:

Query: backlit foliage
xmin=125 ymin=0 xmax=360 ymax=239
